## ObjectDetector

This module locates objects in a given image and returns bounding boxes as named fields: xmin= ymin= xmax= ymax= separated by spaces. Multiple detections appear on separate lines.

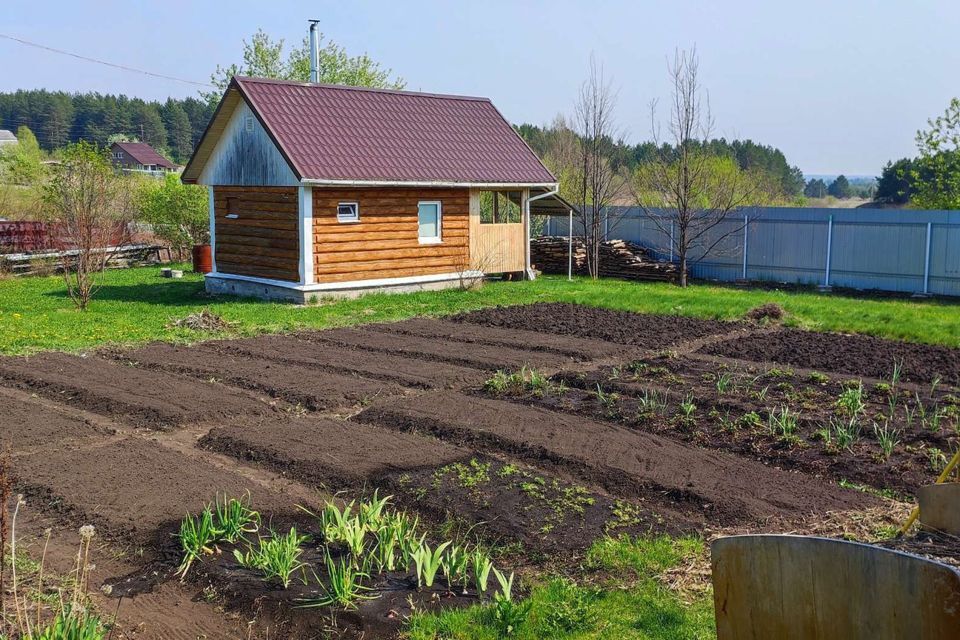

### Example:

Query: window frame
xmin=337 ymin=201 xmax=360 ymax=224
xmin=417 ymin=200 xmax=443 ymax=244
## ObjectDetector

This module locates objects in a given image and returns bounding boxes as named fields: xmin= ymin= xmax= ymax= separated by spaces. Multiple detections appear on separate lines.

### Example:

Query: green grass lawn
xmin=0 ymin=264 xmax=958 ymax=354
xmin=405 ymin=535 xmax=714 ymax=640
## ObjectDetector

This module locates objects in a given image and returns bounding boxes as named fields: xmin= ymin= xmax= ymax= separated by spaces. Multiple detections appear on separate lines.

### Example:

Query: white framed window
xmin=417 ymin=201 xmax=442 ymax=244
xmin=337 ymin=202 xmax=359 ymax=223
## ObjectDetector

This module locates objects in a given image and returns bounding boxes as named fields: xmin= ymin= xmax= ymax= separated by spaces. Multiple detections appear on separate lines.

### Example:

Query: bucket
xmin=192 ymin=244 xmax=213 ymax=274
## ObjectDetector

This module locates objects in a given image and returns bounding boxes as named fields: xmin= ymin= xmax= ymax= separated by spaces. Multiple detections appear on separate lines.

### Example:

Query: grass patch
xmin=1 ymin=265 xmax=958 ymax=354
xmin=404 ymin=535 xmax=714 ymax=640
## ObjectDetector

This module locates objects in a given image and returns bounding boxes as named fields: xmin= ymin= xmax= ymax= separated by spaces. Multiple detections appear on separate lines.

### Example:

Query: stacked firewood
xmin=531 ymin=236 xmax=677 ymax=283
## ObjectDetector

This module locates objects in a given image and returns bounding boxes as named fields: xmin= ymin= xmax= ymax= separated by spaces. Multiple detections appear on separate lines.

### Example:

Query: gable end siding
xmin=199 ymin=100 xmax=298 ymax=187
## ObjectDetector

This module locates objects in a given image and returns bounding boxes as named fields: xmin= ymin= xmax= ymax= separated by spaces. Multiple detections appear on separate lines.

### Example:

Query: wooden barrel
xmin=192 ymin=244 xmax=213 ymax=274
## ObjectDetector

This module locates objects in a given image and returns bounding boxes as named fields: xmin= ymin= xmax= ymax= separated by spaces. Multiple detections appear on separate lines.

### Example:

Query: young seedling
xmin=831 ymin=416 xmax=861 ymax=451
xmin=213 ymin=492 xmax=260 ymax=543
xmin=890 ymin=358 xmax=904 ymax=389
xmin=490 ymin=568 xmax=531 ymax=635
xmin=836 ymin=382 xmax=866 ymax=418
xmin=440 ymin=543 xmax=470 ymax=594
xmin=768 ymin=405 xmax=799 ymax=439
xmin=594 ymin=384 xmax=619 ymax=416
xmin=302 ymin=550 xmax=375 ymax=610
xmin=372 ymin=523 xmax=399 ymax=573
xmin=359 ymin=490 xmax=392 ymax=530
xmin=873 ymin=421 xmax=901 ymax=461
xmin=233 ymin=527 xmax=309 ymax=588
xmin=412 ymin=540 xmax=450 ymax=589
xmin=471 ymin=547 xmax=493 ymax=597
xmin=638 ymin=388 xmax=668 ymax=414
xmin=339 ymin=516 xmax=368 ymax=565
xmin=315 ymin=499 xmax=356 ymax=544
xmin=679 ymin=394 xmax=696 ymax=420
xmin=177 ymin=506 xmax=218 ymax=578
xmin=715 ymin=372 xmax=734 ymax=394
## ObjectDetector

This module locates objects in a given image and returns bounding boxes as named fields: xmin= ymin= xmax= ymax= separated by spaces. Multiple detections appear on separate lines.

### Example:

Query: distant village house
xmin=0 ymin=129 xmax=18 ymax=147
xmin=109 ymin=141 xmax=176 ymax=172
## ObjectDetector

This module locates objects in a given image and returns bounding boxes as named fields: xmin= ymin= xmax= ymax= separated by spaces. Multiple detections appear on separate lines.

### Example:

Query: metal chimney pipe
xmin=308 ymin=20 xmax=320 ymax=83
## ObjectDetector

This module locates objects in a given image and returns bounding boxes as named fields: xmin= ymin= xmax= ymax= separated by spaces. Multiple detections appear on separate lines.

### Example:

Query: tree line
xmin=0 ymin=90 xmax=216 ymax=165
xmin=517 ymin=123 xmax=806 ymax=198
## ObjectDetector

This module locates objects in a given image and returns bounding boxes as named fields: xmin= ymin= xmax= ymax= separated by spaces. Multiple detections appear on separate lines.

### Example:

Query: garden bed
xmin=0 ymin=351 xmax=271 ymax=430
xmin=354 ymin=391 xmax=876 ymax=527
xmin=703 ymin=327 xmax=960 ymax=385
xmin=452 ymin=302 xmax=742 ymax=349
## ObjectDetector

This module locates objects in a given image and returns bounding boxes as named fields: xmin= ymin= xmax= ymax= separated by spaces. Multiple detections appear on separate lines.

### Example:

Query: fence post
xmin=923 ymin=221 xmax=933 ymax=295
xmin=823 ymin=215 xmax=834 ymax=288
xmin=669 ymin=220 xmax=675 ymax=262
xmin=741 ymin=213 xmax=749 ymax=280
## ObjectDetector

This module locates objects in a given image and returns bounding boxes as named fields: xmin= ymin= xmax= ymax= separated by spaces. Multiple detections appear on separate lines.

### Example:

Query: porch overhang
xmin=528 ymin=188 xmax=578 ymax=216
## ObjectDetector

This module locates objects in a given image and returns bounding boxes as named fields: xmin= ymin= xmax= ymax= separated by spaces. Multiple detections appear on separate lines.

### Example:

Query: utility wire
xmin=0 ymin=33 xmax=213 ymax=87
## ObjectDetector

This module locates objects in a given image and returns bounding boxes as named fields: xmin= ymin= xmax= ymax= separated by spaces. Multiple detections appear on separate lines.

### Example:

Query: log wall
xmin=312 ymin=188 xmax=469 ymax=283
xmin=213 ymin=186 xmax=300 ymax=282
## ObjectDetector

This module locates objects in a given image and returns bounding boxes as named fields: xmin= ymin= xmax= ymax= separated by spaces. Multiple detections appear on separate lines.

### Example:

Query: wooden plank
xmin=316 ymin=246 xmax=466 ymax=264
xmin=216 ymin=261 xmax=299 ymax=282
xmin=316 ymin=264 xmax=458 ymax=283
xmin=712 ymin=534 xmax=960 ymax=640
xmin=315 ymin=229 xmax=468 ymax=243
xmin=216 ymin=218 xmax=298 ymax=231
xmin=215 ymin=226 xmax=299 ymax=241
xmin=215 ymin=233 xmax=299 ymax=250
xmin=315 ymin=255 xmax=464 ymax=275
xmin=216 ymin=246 xmax=299 ymax=260
xmin=314 ymin=214 xmax=468 ymax=227
xmin=918 ymin=484 xmax=960 ymax=535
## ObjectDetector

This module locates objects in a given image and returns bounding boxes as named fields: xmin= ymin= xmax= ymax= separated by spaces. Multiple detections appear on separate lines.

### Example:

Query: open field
xmin=3 ymin=302 xmax=956 ymax=638
xmin=1 ymin=264 xmax=960 ymax=355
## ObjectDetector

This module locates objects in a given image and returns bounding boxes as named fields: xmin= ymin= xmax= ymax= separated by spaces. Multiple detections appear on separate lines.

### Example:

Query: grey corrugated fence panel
xmin=538 ymin=206 xmax=960 ymax=296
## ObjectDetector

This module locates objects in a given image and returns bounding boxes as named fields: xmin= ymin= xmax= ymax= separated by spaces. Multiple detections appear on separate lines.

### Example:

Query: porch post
xmin=299 ymin=186 xmax=314 ymax=285
xmin=207 ymin=186 xmax=216 ymax=274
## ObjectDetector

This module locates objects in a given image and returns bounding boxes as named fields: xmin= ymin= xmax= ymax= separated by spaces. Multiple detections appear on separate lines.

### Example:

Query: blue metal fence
xmin=542 ymin=207 xmax=960 ymax=297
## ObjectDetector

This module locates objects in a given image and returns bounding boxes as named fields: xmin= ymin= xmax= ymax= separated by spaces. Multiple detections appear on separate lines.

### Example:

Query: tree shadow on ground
xmin=40 ymin=280 xmax=272 ymax=308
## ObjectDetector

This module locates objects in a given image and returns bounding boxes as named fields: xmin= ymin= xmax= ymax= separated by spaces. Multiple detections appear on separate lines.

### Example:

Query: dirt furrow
xmin=355 ymin=392 xmax=877 ymax=527
xmin=302 ymin=326 xmax=577 ymax=372
xmin=212 ymin=333 xmax=489 ymax=389
xmin=365 ymin=317 xmax=636 ymax=361
xmin=0 ymin=352 xmax=272 ymax=430
xmin=117 ymin=342 xmax=409 ymax=412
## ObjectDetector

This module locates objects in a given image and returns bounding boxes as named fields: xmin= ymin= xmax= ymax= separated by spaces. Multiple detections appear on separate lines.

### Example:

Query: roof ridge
xmin=233 ymin=76 xmax=492 ymax=103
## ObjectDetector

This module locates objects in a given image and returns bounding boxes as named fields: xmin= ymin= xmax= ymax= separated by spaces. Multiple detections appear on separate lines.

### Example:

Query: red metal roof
xmin=111 ymin=142 xmax=176 ymax=169
xmin=232 ymin=76 xmax=556 ymax=185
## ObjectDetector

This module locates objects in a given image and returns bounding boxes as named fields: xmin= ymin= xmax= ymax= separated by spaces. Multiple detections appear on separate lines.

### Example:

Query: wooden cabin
xmin=181 ymin=76 xmax=572 ymax=302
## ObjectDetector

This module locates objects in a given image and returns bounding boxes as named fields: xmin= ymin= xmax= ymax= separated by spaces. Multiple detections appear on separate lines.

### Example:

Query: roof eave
xmin=300 ymin=178 xmax=559 ymax=189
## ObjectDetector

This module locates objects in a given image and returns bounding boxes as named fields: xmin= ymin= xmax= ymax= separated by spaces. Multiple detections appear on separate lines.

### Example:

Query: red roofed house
xmin=110 ymin=142 xmax=177 ymax=172
xmin=181 ymin=76 xmax=572 ymax=302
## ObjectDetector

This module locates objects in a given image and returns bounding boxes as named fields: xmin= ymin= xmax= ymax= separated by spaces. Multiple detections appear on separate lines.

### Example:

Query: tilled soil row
xmin=364 ymin=317 xmax=636 ymax=361
xmin=116 ymin=342 xmax=409 ymax=412
xmin=209 ymin=333 xmax=489 ymax=389
xmin=1 ymin=391 xmax=115 ymax=451
xmin=354 ymin=392 xmax=878 ymax=527
xmin=452 ymin=302 xmax=743 ymax=349
xmin=199 ymin=414 xmax=471 ymax=489
xmin=0 ymin=352 xmax=274 ymax=430
xmin=13 ymin=436 xmax=300 ymax=548
xmin=302 ymin=326 xmax=580 ymax=372
xmin=703 ymin=327 xmax=960 ymax=386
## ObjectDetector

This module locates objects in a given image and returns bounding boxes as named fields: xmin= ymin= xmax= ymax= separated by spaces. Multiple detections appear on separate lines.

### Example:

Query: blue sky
xmin=3 ymin=0 xmax=959 ymax=176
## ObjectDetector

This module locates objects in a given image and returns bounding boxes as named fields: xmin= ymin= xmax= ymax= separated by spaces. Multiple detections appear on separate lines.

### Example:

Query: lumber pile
xmin=531 ymin=236 xmax=677 ymax=283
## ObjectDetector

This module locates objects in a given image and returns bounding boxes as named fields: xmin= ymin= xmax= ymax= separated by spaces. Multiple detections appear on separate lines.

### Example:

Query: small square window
xmin=417 ymin=201 xmax=442 ymax=243
xmin=337 ymin=202 xmax=359 ymax=223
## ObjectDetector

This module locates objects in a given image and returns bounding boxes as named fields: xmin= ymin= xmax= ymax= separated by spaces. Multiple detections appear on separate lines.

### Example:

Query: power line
xmin=0 ymin=33 xmax=213 ymax=88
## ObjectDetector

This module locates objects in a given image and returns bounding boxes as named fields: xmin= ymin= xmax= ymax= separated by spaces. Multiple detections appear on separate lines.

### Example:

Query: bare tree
xmin=571 ymin=56 xmax=627 ymax=279
xmin=635 ymin=49 xmax=760 ymax=287
xmin=42 ymin=142 xmax=133 ymax=310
